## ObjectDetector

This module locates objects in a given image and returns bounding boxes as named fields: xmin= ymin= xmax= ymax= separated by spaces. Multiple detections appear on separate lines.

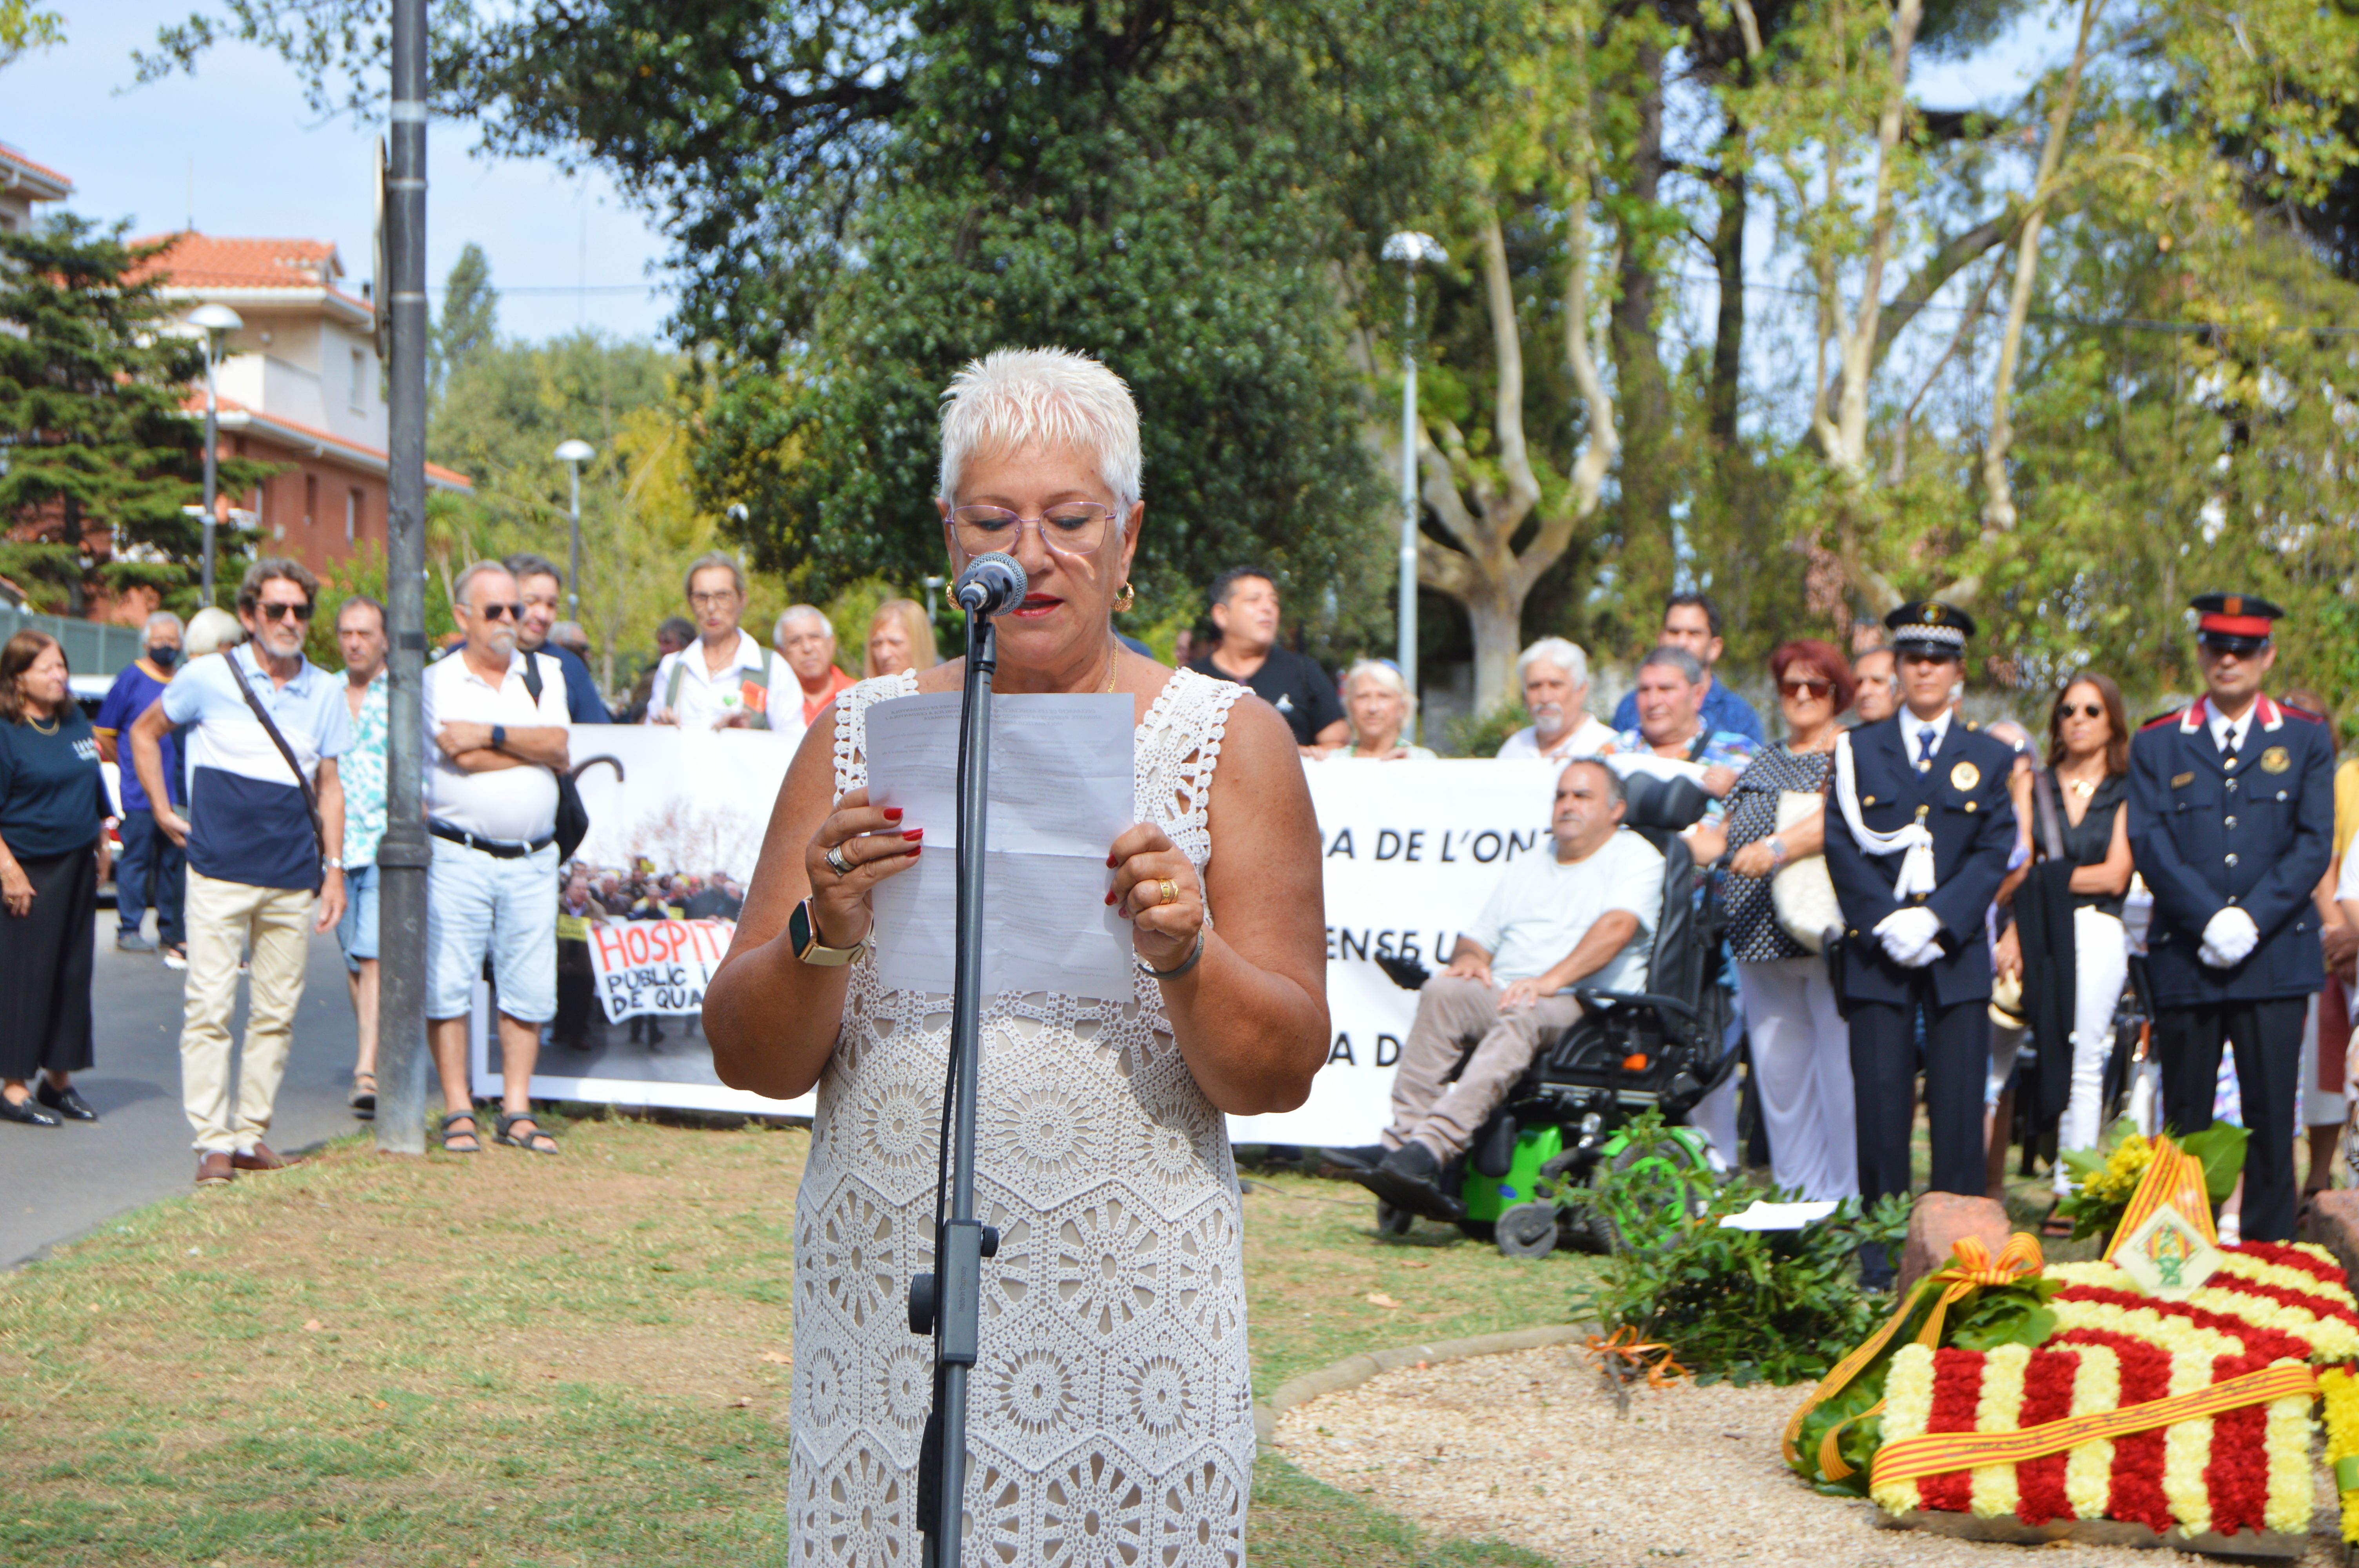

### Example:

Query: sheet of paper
xmin=862 ymin=691 xmax=1138 ymax=998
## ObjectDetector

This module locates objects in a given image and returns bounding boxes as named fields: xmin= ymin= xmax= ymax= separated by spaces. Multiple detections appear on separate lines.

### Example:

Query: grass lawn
xmin=0 ymin=1118 xmax=1583 ymax=1567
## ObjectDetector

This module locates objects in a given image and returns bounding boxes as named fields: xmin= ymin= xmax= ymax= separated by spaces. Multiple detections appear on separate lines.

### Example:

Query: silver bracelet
xmin=1137 ymin=927 xmax=1206 ymax=980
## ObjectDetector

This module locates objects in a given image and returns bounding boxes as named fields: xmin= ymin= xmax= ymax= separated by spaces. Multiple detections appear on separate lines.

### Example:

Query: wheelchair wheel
xmin=1494 ymin=1201 xmax=1559 ymax=1259
xmin=1374 ymin=1201 xmax=1415 ymax=1238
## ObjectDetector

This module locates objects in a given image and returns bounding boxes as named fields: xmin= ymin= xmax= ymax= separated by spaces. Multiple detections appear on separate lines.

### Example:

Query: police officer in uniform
xmin=1825 ymin=602 xmax=2019 ymax=1281
xmin=2127 ymin=592 xmax=2334 ymax=1243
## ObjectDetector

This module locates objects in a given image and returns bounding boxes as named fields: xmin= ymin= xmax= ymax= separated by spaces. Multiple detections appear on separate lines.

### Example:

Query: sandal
xmin=439 ymin=1110 xmax=481 ymax=1154
xmin=350 ymin=1072 xmax=377 ymax=1120
xmin=495 ymin=1111 xmax=560 ymax=1156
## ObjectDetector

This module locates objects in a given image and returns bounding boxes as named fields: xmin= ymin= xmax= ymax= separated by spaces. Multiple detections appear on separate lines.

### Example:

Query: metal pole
xmin=375 ymin=0 xmax=432 ymax=1155
xmin=566 ymin=464 xmax=582 ymax=619
xmin=1397 ymin=283 xmax=1419 ymax=745
xmin=201 ymin=343 xmax=218 ymax=606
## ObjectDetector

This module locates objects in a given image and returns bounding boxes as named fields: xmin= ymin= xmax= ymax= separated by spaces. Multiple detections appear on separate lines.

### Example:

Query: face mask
xmin=148 ymin=645 xmax=179 ymax=670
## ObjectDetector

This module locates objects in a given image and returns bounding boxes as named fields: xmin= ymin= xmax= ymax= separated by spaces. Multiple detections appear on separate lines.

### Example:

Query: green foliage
xmin=1565 ymin=1111 xmax=1911 ymax=1389
xmin=2054 ymin=1118 xmax=2249 ymax=1242
xmin=0 ymin=0 xmax=64 ymax=69
xmin=1447 ymin=697 xmax=1532 ymax=760
xmin=0 ymin=214 xmax=274 ymax=615
xmin=430 ymin=241 xmax=498 ymax=392
xmin=304 ymin=544 xmax=456 ymax=669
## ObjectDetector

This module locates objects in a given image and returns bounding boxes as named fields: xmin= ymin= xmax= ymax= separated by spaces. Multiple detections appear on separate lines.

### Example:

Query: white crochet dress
xmin=790 ymin=666 xmax=1254 ymax=1567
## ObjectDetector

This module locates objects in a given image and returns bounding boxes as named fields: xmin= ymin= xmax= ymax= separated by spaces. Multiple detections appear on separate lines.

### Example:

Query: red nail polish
xmin=903 ymin=829 xmax=923 ymax=840
xmin=907 ymin=845 xmax=921 ymax=857
xmin=1104 ymin=890 xmax=1116 ymax=906
xmin=883 ymin=808 xmax=903 ymax=822
xmin=1106 ymin=853 xmax=1118 ymax=867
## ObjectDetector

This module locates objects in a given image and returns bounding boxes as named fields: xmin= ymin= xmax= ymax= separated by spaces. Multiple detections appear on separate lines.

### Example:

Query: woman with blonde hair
xmin=1328 ymin=659 xmax=1435 ymax=760
xmin=862 ymin=597 xmax=939 ymax=678
xmin=706 ymin=347 xmax=1327 ymax=1563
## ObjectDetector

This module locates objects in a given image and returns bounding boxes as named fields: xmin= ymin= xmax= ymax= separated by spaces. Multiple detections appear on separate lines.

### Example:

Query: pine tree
xmin=430 ymin=243 xmax=498 ymax=392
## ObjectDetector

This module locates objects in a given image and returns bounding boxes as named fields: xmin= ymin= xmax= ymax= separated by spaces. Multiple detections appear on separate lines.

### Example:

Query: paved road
xmin=0 ymin=914 xmax=367 ymax=1269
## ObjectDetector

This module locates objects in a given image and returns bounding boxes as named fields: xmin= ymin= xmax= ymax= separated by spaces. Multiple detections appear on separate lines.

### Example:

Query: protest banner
xmin=489 ymin=722 xmax=1566 ymax=1140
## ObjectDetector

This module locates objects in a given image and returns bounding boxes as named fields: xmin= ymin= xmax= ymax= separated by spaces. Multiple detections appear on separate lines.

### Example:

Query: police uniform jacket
xmin=1825 ymin=714 xmax=2020 ymax=1007
xmin=2126 ymin=695 xmax=2333 ymax=1007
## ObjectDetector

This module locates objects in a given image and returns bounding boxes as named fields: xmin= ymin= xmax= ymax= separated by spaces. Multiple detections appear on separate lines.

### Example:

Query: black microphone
xmin=954 ymin=551 xmax=1029 ymax=617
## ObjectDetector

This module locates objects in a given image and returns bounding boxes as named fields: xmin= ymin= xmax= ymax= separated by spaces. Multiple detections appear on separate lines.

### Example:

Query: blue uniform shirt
xmin=1611 ymin=675 xmax=1765 ymax=744
xmin=543 ymin=641 xmax=612 ymax=724
xmin=93 ymin=658 xmax=181 ymax=812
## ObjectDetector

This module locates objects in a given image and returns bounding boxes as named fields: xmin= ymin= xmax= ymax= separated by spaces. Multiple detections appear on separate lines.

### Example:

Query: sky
xmin=5 ymin=0 xmax=676 ymax=342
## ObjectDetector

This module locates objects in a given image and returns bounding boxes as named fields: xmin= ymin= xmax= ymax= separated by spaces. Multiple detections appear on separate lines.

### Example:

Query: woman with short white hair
xmin=1328 ymin=659 xmax=1436 ymax=760
xmin=706 ymin=346 xmax=1329 ymax=1563
xmin=1498 ymin=636 xmax=1616 ymax=760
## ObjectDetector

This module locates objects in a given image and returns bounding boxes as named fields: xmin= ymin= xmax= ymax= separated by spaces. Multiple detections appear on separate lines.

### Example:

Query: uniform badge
xmin=2262 ymin=745 xmax=2291 ymax=774
xmin=2172 ymin=771 xmax=2194 ymax=789
xmin=1949 ymin=760 xmax=1981 ymax=791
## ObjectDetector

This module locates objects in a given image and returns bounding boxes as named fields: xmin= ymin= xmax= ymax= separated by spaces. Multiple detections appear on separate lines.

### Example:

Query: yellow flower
xmin=1969 ymin=1344 xmax=2031 ymax=1519
xmin=1873 ymin=1344 xmax=1938 ymax=1516
xmin=2321 ymin=1366 xmax=2359 ymax=1543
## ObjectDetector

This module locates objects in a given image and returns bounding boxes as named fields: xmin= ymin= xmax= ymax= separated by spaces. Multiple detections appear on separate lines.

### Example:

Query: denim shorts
xmin=336 ymin=862 xmax=380 ymax=972
xmin=426 ymin=840 xmax=558 ymax=1023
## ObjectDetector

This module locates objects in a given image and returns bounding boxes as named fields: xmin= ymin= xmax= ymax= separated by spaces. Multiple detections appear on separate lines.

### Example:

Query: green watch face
xmin=788 ymin=898 xmax=816 ymax=956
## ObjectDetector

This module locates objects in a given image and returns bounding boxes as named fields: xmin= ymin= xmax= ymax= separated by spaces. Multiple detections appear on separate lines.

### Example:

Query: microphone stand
xmin=910 ymin=606 xmax=1000 ymax=1568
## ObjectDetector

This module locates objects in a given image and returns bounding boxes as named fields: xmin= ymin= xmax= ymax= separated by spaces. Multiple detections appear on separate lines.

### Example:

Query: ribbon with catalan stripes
xmin=2104 ymin=1134 xmax=2216 ymax=1261
xmin=1870 ymin=1361 xmax=2318 ymax=1491
xmin=1783 ymin=1232 xmax=2046 ymax=1481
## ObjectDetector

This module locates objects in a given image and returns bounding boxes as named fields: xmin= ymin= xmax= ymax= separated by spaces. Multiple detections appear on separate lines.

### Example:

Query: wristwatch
xmin=490 ymin=723 xmax=508 ymax=752
xmin=789 ymin=897 xmax=871 ymax=967
xmin=324 ymin=857 xmax=345 ymax=871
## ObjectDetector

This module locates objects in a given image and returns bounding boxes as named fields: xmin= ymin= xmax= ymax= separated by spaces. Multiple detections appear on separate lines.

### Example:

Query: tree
xmin=0 ymin=0 xmax=63 ymax=71
xmin=0 ymin=216 xmax=272 ymax=615
xmin=431 ymin=242 xmax=498 ymax=392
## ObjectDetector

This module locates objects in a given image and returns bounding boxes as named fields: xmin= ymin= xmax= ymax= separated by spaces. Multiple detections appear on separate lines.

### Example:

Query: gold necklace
xmin=25 ymin=711 xmax=57 ymax=735
xmin=1102 ymin=642 xmax=1121 ymax=693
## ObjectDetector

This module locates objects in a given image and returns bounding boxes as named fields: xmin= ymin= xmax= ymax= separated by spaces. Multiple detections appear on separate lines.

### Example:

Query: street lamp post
xmin=554 ymin=439 xmax=594 ymax=617
xmin=1379 ymin=231 xmax=1445 ymax=743
xmin=185 ymin=303 xmax=244 ymax=606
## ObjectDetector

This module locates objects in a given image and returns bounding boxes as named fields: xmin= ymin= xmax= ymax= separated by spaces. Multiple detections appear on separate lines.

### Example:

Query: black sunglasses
xmin=257 ymin=601 xmax=315 ymax=623
xmin=472 ymin=603 xmax=522 ymax=622
xmin=2059 ymin=702 xmax=2105 ymax=720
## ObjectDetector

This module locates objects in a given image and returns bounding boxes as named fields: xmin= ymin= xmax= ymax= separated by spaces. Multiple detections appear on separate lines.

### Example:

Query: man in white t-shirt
xmin=645 ymin=552 xmax=794 ymax=731
xmin=1496 ymin=637 xmax=1616 ymax=762
xmin=423 ymin=560 xmax=572 ymax=1157
xmin=1342 ymin=759 xmax=1664 ymax=1221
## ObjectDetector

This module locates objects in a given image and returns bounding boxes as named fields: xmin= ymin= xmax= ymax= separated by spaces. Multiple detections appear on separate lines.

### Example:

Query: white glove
xmin=1875 ymin=907 xmax=1944 ymax=967
xmin=2199 ymin=907 xmax=2261 ymax=969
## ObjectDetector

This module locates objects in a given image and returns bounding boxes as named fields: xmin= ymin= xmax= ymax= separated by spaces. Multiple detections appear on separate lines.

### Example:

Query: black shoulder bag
xmin=520 ymin=653 xmax=591 ymax=861
xmin=229 ymin=660 xmax=329 ymax=881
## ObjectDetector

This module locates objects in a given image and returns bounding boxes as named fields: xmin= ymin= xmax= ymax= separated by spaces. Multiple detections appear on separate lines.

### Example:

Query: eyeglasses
xmin=470 ymin=603 xmax=521 ymax=622
xmin=949 ymin=503 xmax=1118 ymax=559
xmin=2060 ymin=702 xmax=2106 ymax=720
xmin=256 ymin=601 xmax=314 ymax=623
xmin=1780 ymin=678 xmax=1833 ymax=699
xmin=689 ymin=590 xmax=740 ymax=610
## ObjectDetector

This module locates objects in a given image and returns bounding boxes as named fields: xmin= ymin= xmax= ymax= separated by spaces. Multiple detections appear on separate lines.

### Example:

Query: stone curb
xmin=1252 ymin=1323 xmax=1590 ymax=1445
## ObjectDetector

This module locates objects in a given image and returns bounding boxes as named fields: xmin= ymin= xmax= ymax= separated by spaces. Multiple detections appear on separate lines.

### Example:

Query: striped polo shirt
xmin=161 ymin=644 xmax=351 ymax=891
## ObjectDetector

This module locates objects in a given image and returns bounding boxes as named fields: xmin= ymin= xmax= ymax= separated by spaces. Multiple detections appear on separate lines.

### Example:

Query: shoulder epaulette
xmin=2282 ymin=705 xmax=2327 ymax=724
xmin=1964 ymin=720 xmax=1979 ymax=731
xmin=2140 ymin=707 xmax=2188 ymax=731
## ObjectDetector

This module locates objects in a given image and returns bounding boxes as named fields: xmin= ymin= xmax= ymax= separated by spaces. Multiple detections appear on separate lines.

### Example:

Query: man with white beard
xmin=1496 ymin=638 xmax=1617 ymax=762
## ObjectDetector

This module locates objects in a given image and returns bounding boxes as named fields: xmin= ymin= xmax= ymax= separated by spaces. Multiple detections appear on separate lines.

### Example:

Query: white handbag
xmin=1769 ymin=790 xmax=1842 ymax=955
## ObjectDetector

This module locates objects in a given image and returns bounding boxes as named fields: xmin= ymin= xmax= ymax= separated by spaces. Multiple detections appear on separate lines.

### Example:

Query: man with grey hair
xmin=422 ymin=560 xmax=572 ymax=1156
xmin=1611 ymin=646 xmax=1757 ymax=821
xmin=95 ymin=609 xmax=187 ymax=957
xmin=772 ymin=604 xmax=854 ymax=745
xmin=1334 ymin=759 xmax=1665 ymax=1220
xmin=646 ymin=551 xmax=792 ymax=730
xmin=1497 ymin=637 xmax=1616 ymax=762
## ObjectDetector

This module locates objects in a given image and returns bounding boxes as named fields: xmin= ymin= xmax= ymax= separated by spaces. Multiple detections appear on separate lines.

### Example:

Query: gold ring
xmin=1159 ymin=878 xmax=1178 ymax=907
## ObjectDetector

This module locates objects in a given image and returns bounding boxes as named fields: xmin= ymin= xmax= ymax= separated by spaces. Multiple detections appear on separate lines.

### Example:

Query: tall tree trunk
xmin=1707 ymin=149 xmax=1746 ymax=450
xmin=1610 ymin=38 xmax=1675 ymax=620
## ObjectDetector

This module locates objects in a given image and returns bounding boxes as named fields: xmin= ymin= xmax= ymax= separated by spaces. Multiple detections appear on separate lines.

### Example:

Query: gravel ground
xmin=1274 ymin=1344 xmax=2352 ymax=1566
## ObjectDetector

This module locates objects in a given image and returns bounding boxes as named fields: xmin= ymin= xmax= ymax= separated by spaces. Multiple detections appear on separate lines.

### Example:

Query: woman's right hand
xmin=1 ymin=864 xmax=32 ymax=918
xmin=1994 ymin=923 xmax=2023 ymax=984
xmin=803 ymin=787 xmax=922 ymax=946
xmin=1729 ymin=840 xmax=1777 ymax=878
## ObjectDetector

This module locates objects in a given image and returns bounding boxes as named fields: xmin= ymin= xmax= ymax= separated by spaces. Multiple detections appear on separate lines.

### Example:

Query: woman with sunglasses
xmin=1690 ymin=639 xmax=1858 ymax=1200
xmin=705 ymin=348 xmax=1327 ymax=1563
xmin=1996 ymin=673 xmax=2134 ymax=1230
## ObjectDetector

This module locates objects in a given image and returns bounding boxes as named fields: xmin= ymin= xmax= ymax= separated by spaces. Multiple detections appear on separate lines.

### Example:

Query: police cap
xmin=2191 ymin=592 xmax=2284 ymax=655
xmin=1883 ymin=599 xmax=1975 ymax=661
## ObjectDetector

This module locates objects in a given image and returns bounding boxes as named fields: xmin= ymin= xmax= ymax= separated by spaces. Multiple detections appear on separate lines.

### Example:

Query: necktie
xmin=1917 ymin=726 xmax=1938 ymax=770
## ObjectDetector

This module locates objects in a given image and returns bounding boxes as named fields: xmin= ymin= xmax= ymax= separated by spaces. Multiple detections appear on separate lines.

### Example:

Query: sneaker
xmin=161 ymin=946 xmax=188 ymax=971
xmin=1353 ymin=1141 xmax=1466 ymax=1224
xmin=1318 ymin=1144 xmax=1389 ymax=1172
xmin=116 ymin=931 xmax=156 ymax=954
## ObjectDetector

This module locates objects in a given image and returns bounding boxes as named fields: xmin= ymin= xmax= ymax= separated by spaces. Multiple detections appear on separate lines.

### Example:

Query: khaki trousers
xmin=1386 ymin=975 xmax=1583 ymax=1158
xmin=181 ymin=869 xmax=314 ymax=1154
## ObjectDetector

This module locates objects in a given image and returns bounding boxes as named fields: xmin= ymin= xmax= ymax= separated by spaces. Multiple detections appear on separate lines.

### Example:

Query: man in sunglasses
xmin=2130 ymin=592 xmax=2334 ymax=1243
xmin=1823 ymin=599 xmax=2017 ymax=1288
xmin=129 ymin=559 xmax=349 ymax=1187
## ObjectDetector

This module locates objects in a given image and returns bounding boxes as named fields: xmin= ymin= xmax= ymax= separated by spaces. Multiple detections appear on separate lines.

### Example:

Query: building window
xmin=347 ymin=487 xmax=361 ymax=544
xmin=304 ymin=473 xmax=318 ymax=527
xmin=350 ymin=348 xmax=367 ymax=413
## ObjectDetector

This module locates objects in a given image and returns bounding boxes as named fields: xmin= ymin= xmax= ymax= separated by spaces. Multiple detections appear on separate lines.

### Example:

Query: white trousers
xmin=1735 ymin=956 xmax=1859 ymax=1200
xmin=2053 ymin=907 xmax=2130 ymax=1193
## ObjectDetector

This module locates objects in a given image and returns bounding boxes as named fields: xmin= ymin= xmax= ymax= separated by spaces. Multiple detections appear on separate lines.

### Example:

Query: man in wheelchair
xmin=1336 ymin=759 xmax=1665 ymax=1221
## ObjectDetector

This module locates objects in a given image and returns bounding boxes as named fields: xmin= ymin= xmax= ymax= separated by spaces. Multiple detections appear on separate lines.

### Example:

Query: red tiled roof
xmin=0 ymin=142 xmax=71 ymax=191
xmin=127 ymin=233 xmax=348 ymax=292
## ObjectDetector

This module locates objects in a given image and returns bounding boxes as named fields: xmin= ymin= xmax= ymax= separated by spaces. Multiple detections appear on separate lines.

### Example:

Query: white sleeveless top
xmin=790 ymin=666 xmax=1253 ymax=1566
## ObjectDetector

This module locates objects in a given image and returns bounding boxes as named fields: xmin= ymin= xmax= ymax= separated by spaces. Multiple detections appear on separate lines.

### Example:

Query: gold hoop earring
xmin=1114 ymin=581 xmax=1136 ymax=613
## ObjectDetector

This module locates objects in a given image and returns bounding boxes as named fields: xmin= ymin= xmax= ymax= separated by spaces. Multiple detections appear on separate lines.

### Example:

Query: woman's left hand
xmin=1107 ymin=822 xmax=1203 ymax=971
